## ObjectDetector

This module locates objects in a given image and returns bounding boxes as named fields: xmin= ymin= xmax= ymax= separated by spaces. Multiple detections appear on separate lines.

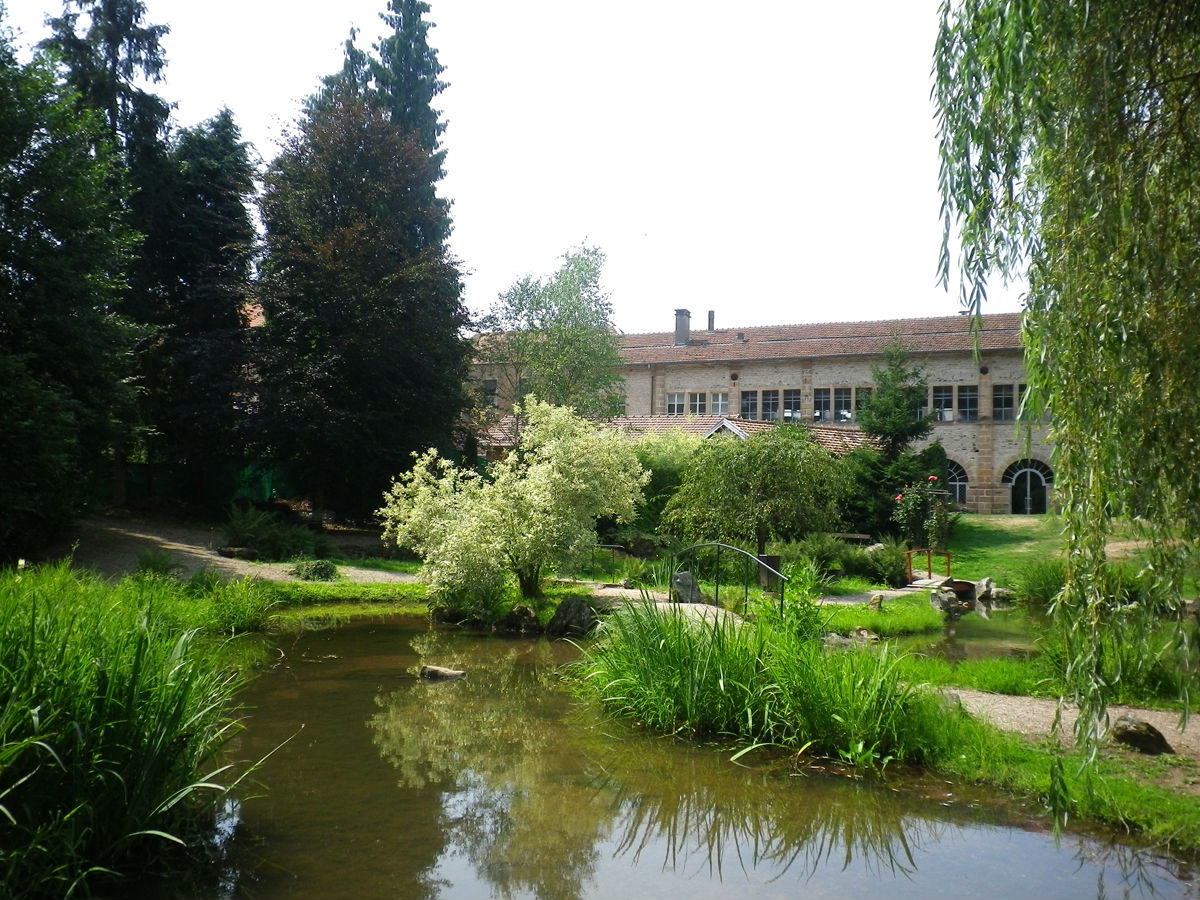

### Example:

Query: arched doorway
xmin=1002 ymin=459 xmax=1054 ymax=514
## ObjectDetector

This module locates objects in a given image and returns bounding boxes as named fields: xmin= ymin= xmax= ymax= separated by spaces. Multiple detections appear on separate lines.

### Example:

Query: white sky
xmin=5 ymin=0 xmax=1026 ymax=335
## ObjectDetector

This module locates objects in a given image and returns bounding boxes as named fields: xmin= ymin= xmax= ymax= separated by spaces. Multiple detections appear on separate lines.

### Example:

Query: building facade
xmin=616 ymin=310 xmax=1052 ymax=515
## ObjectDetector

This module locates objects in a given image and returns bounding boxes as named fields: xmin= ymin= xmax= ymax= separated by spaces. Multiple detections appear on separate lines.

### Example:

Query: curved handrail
xmin=672 ymin=542 xmax=788 ymax=614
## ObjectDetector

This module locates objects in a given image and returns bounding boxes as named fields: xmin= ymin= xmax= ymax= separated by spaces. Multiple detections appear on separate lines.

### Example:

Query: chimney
xmin=674 ymin=309 xmax=691 ymax=346
xmin=707 ymin=310 xmax=715 ymax=332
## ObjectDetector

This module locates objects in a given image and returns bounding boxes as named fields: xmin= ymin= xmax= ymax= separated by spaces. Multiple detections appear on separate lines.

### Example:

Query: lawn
xmin=944 ymin=513 xmax=1065 ymax=586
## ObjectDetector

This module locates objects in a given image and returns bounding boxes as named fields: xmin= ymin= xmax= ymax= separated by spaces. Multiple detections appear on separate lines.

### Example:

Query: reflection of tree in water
xmin=368 ymin=631 xmax=1192 ymax=899
xmin=371 ymin=631 xmax=606 ymax=899
xmin=1070 ymin=836 xmax=1200 ymax=900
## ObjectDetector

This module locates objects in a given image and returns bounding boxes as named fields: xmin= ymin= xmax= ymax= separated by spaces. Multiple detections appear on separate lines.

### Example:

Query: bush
xmin=866 ymin=537 xmax=910 ymax=588
xmin=290 ymin=559 xmax=340 ymax=582
xmin=223 ymin=504 xmax=335 ymax=561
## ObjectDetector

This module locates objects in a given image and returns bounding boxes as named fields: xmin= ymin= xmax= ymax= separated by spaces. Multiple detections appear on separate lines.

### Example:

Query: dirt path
xmin=42 ymin=512 xmax=415 ymax=584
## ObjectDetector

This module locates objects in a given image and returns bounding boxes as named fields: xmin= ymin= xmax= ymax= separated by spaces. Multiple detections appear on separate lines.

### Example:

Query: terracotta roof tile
xmin=618 ymin=312 xmax=1022 ymax=365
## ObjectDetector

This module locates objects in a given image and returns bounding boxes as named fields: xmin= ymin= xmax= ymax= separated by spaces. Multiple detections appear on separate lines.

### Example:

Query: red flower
xmin=928 ymin=475 xmax=938 ymax=481
xmin=895 ymin=494 xmax=903 ymax=502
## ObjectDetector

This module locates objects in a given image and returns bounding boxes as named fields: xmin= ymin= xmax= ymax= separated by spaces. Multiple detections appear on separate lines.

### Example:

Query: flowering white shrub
xmin=378 ymin=400 xmax=648 ymax=615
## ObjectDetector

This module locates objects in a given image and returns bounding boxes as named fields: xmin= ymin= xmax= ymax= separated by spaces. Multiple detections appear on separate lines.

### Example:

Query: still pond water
xmin=198 ymin=616 xmax=1197 ymax=900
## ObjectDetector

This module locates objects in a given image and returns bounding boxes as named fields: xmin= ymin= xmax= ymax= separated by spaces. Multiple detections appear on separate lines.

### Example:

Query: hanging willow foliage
xmin=934 ymin=0 xmax=1200 ymax=758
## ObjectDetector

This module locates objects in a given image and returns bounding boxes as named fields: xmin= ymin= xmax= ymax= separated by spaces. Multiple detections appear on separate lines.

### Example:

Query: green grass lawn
xmin=944 ymin=513 xmax=1065 ymax=585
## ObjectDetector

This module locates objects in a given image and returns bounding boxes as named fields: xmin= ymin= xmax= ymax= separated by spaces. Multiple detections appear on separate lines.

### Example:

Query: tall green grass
xmin=0 ymin=563 xmax=253 ymax=899
xmin=574 ymin=597 xmax=956 ymax=768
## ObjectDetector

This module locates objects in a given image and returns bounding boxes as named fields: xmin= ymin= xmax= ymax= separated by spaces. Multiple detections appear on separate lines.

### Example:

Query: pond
xmin=187 ymin=617 xmax=1195 ymax=900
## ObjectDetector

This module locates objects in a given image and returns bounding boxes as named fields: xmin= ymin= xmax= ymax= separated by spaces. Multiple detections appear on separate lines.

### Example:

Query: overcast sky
xmin=6 ymin=0 xmax=1025 ymax=335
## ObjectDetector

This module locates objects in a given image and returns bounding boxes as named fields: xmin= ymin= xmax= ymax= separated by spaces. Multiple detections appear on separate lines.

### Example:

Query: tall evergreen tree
xmin=0 ymin=27 xmax=138 ymax=555
xmin=856 ymin=341 xmax=934 ymax=458
xmin=153 ymin=109 xmax=257 ymax=508
xmin=255 ymin=83 xmax=469 ymax=519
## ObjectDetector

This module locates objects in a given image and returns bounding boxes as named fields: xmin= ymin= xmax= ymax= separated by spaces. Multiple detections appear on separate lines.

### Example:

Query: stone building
xmin=615 ymin=310 xmax=1052 ymax=515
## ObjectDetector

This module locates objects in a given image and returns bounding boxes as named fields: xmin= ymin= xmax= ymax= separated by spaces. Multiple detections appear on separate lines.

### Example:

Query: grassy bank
xmin=0 ymin=563 xmax=259 ymax=899
xmin=571 ymin=594 xmax=1200 ymax=853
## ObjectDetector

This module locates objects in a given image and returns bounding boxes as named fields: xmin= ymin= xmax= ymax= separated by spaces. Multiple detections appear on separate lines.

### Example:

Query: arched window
xmin=946 ymin=460 xmax=968 ymax=505
xmin=1002 ymin=459 xmax=1054 ymax=514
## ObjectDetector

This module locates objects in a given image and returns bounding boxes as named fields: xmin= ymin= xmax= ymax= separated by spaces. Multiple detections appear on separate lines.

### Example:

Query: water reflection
xmin=220 ymin=619 xmax=1197 ymax=900
xmin=362 ymin=624 xmax=1195 ymax=900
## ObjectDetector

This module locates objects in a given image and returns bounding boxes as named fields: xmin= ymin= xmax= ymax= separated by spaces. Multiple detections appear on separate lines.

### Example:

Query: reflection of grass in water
xmin=588 ymin=742 xmax=933 ymax=883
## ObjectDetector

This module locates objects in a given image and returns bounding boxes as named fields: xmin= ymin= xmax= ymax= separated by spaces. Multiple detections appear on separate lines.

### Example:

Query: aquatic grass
xmin=0 ymin=563 xmax=250 ymax=899
xmin=820 ymin=595 xmax=944 ymax=638
xmin=576 ymin=598 xmax=944 ymax=768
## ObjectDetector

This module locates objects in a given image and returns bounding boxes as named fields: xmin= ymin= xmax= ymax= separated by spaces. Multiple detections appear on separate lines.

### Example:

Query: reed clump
xmin=574 ymin=596 xmax=958 ymax=770
xmin=0 ymin=562 xmax=252 ymax=899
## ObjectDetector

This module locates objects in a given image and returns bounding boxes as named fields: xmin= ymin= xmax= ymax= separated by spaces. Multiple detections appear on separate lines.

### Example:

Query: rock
xmin=868 ymin=593 xmax=884 ymax=611
xmin=849 ymin=626 xmax=878 ymax=643
xmin=991 ymin=587 xmax=1017 ymax=607
xmin=1112 ymin=714 xmax=1175 ymax=755
xmin=492 ymin=604 xmax=540 ymax=635
xmin=546 ymin=596 xmax=598 ymax=637
xmin=671 ymin=570 xmax=703 ymax=604
xmin=419 ymin=665 xmax=465 ymax=681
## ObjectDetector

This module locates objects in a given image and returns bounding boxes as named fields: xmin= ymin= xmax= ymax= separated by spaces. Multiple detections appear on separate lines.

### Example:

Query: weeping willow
xmin=935 ymin=1 xmax=1200 ymax=755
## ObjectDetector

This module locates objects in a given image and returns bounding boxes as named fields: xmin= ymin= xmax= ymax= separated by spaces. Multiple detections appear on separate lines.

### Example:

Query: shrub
xmin=866 ymin=537 xmax=909 ymax=588
xmin=136 ymin=546 xmax=183 ymax=576
xmin=290 ymin=559 xmax=340 ymax=582
xmin=223 ymin=504 xmax=335 ymax=562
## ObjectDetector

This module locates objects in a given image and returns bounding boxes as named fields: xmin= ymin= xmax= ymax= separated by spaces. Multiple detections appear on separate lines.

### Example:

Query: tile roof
xmin=618 ymin=312 xmax=1023 ymax=366
xmin=479 ymin=415 xmax=877 ymax=455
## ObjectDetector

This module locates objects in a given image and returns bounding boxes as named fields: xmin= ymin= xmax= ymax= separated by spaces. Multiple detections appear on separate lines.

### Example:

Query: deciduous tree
xmin=477 ymin=246 xmax=626 ymax=419
xmin=378 ymin=401 xmax=647 ymax=609
xmin=934 ymin=0 xmax=1200 ymax=751
xmin=663 ymin=425 xmax=848 ymax=557
xmin=255 ymin=84 xmax=469 ymax=519
xmin=0 ymin=31 xmax=137 ymax=554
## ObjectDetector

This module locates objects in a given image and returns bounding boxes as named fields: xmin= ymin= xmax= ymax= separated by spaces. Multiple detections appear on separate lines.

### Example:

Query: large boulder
xmin=546 ymin=596 xmax=599 ymax=637
xmin=1112 ymin=714 xmax=1175 ymax=755
xmin=492 ymin=604 xmax=541 ymax=635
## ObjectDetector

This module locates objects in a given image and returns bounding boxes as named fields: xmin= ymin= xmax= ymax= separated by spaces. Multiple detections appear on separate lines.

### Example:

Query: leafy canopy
xmin=663 ymin=425 xmax=849 ymax=557
xmin=378 ymin=400 xmax=648 ymax=608
xmin=476 ymin=245 xmax=626 ymax=418
xmin=935 ymin=0 xmax=1200 ymax=751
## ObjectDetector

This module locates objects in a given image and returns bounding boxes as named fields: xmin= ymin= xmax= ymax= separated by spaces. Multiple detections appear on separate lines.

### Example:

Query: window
xmin=740 ymin=390 xmax=758 ymax=419
xmin=688 ymin=392 xmax=707 ymax=415
xmin=782 ymin=389 xmax=802 ymax=420
xmin=993 ymin=384 xmax=1015 ymax=420
xmin=855 ymin=387 xmax=872 ymax=412
xmin=957 ymin=385 xmax=979 ymax=421
xmin=711 ymin=392 xmax=729 ymax=415
xmin=834 ymin=387 xmax=852 ymax=421
xmin=947 ymin=460 xmax=969 ymax=505
xmin=761 ymin=389 xmax=779 ymax=421
xmin=812 ymin=388 xmax=830 ymax=421
xmin=666 ymin=392 xmax=684 ymax=415
xmin=933 ymin=385 xmax=954 ymax=422
xmin=480 ymin=379 xmax=497 ymax=406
